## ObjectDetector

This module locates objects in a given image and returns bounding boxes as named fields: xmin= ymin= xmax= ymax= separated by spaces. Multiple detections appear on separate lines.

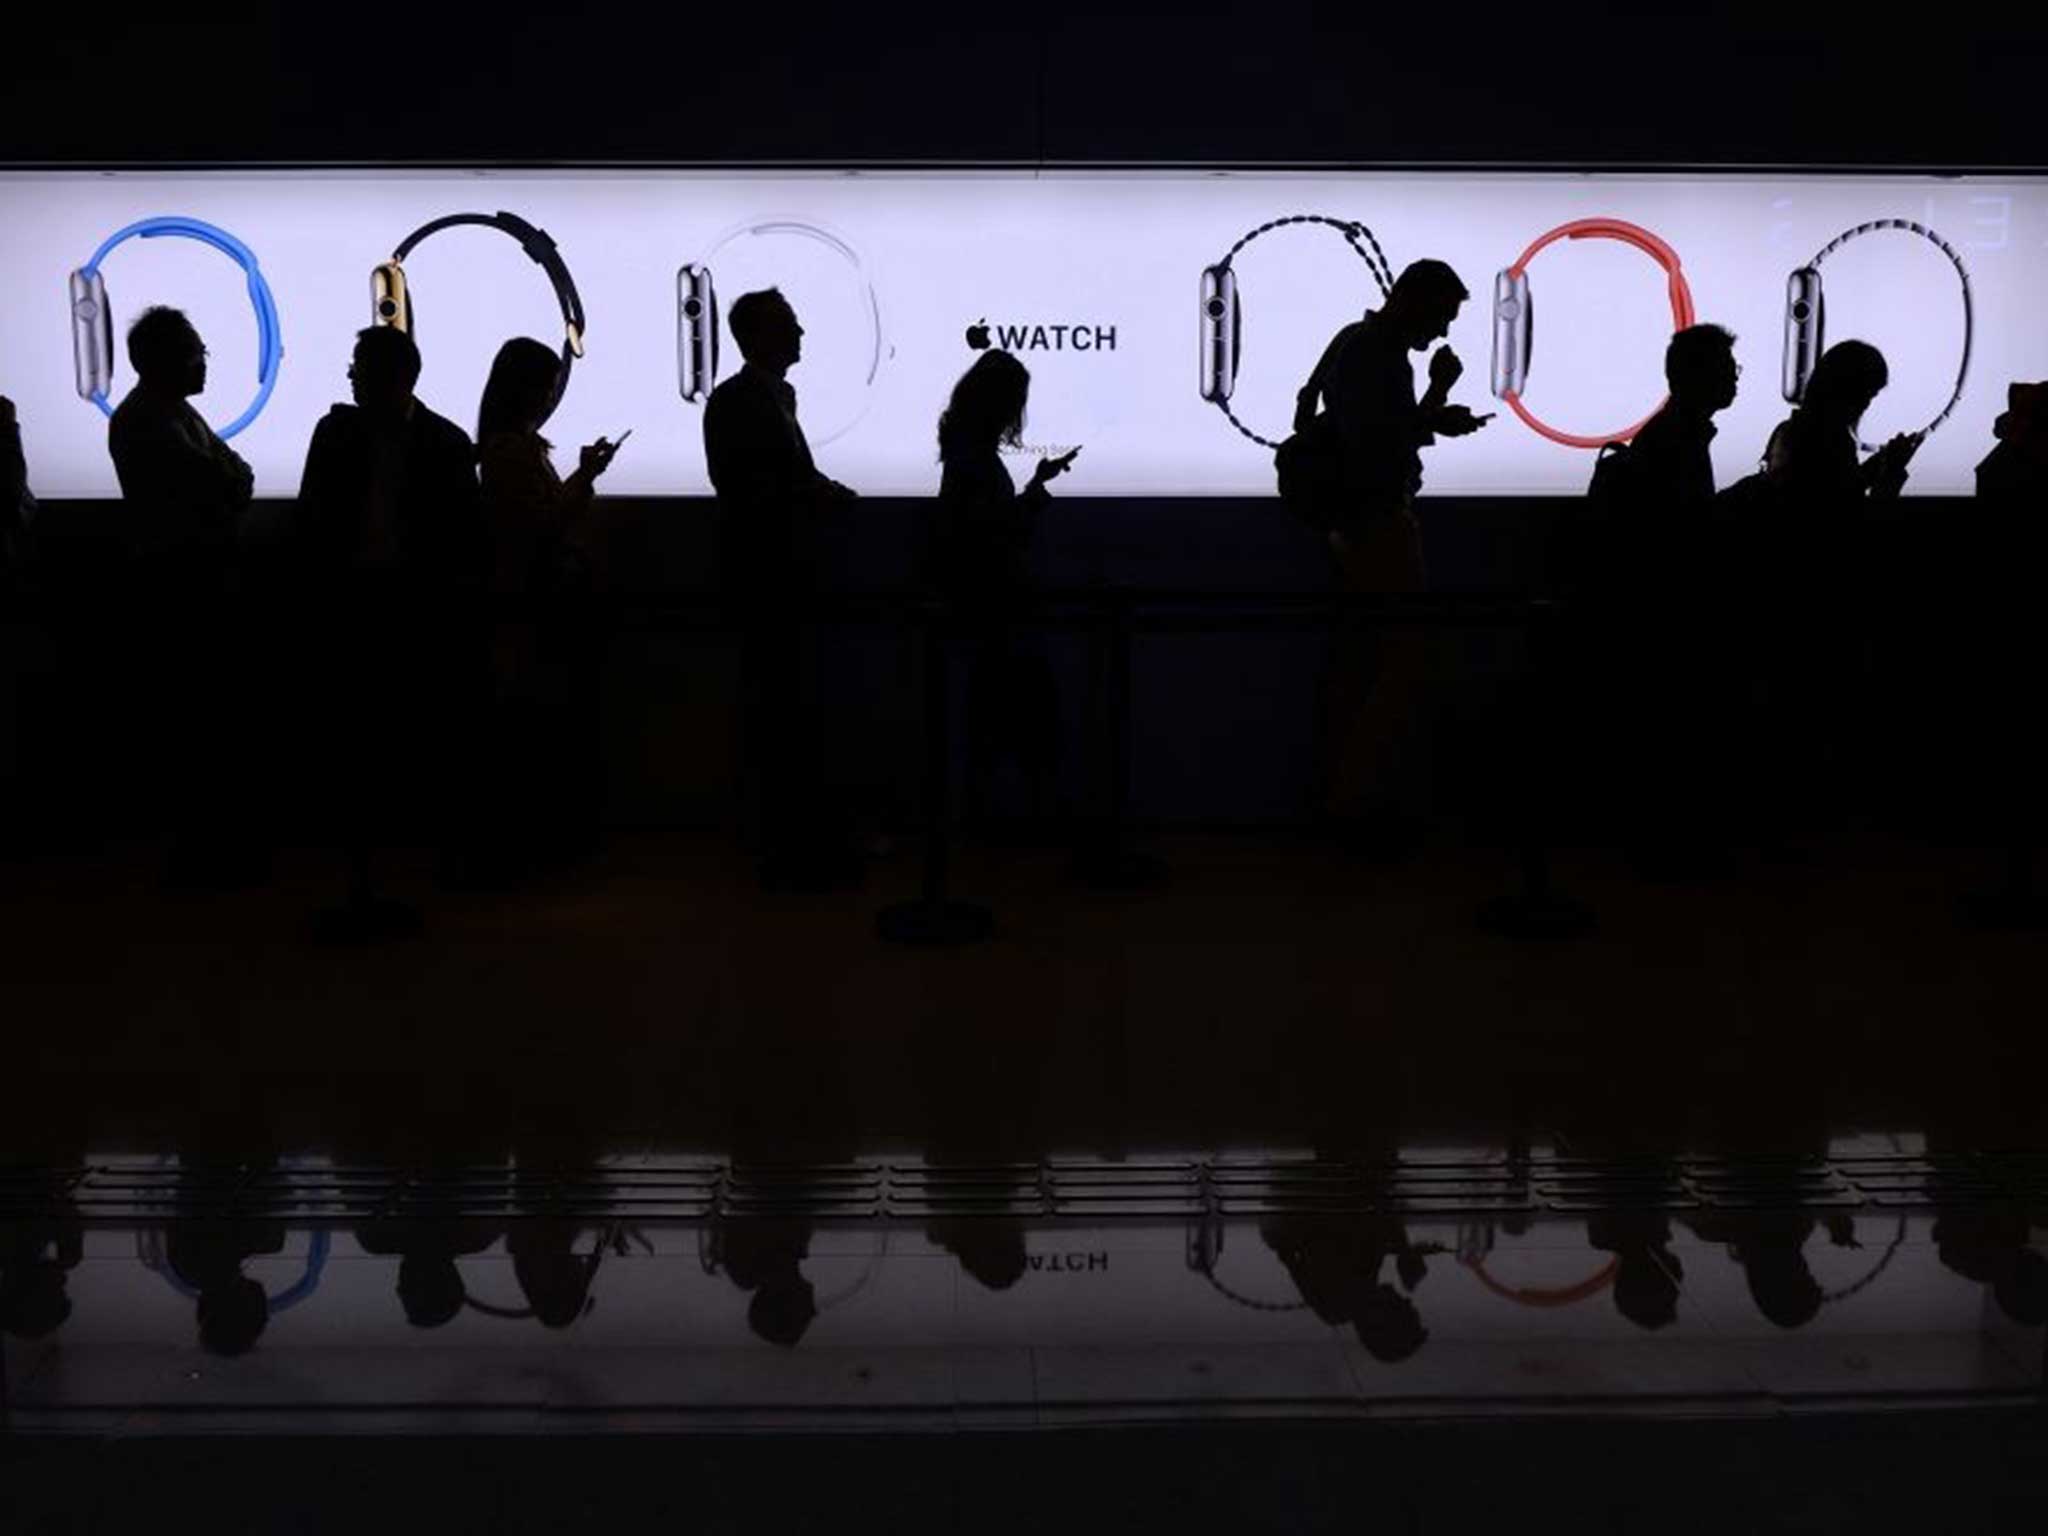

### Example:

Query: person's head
xmin=1666 ymin=324 xmax=1739 ymax=415
xmin=0 ymin=1266 xmax=74 ymax=1340
xmin=396 ymin=1253 xmax=467 ymax=1328
xmin=513 ymin=1250 xmax=594 ymax=1329
xmin=1613 ymin=1250 xmax=1683 ymax=1331
xmin=127 ymin=306 xmax=206 ymax=396
xmin=195 ymin=1274 xmax=269 ymax=1356
xmin=938 ymin=349 xmax=1031 ymax=461
xmin=476 ymin=337 xmax=563 ymax=443
xmin=729 ymin=288 xmax=803 ymax=373
xmin=1744 ymin=1247 xmax=1824 ymax=1330
xmin=1803 ymin=339 xmax=1889 ymax=427
xmin=349 ymin=326 xmax=423 ymax=417
xmin=1383 ymin=259 xmax=1470 ymax=351
xmin=747 ymin=1275 xmax=818 ymax=1347
xmin=1352 ymin=1282 xmax=1428 ymax=1363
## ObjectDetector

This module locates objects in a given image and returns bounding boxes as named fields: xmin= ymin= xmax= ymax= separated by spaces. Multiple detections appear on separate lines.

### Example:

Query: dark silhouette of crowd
xmin=0 ymin=250 xmax=2039 ymax=927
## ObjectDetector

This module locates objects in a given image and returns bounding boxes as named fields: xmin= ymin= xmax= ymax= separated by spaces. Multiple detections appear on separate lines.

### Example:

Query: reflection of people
xmin=931 ymin=349 xmax=1075 ymax=837
xmin=1297 ymin=260 xmax=1488 ymax=858
xmin=355 ymin=1216 xmax=501 ymax=1328
xmin=468 ymin=338 xmax=623 ymax=882
xmin=1933 ymin=1206 xmax=2048 ymax=1327
xmin=720 ymin=1218 xmax=818 ymax=1347
xmin=0 ymin=1201 xmax=83 ymax=1341
xmin=703 ymin=288 xmax=864 ymax=889
xmin=108 ymin=307 xmax=265 ymax=886
xmin=1260 ymin=1212 xmax=1429 ymax=1363
xmin=1684 ymin=1208 xmax=1858 ymax=1330
xmin=1587 ymin=1210 xmax=1684 ymax=1330
xmin=165 ymin=1218 xmax=287 ymax=1355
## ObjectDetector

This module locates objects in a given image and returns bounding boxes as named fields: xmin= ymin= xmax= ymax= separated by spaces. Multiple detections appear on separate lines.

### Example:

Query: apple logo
xmin=965 ymin=318 xmax=991 ymax=351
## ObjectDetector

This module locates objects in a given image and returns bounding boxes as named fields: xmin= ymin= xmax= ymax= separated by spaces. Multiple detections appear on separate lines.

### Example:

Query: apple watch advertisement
xmin=1 ymin=169 xmax=2041 ymax=497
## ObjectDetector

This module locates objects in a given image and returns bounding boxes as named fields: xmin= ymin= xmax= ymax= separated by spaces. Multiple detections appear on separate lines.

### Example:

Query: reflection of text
xmin=1025 ymin=1252 xmax=1109 ymax=1272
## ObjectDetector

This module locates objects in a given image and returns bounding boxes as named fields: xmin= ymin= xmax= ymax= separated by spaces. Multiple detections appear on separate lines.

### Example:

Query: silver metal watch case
xmin=1782 ymin=266 xmax=1823 ymax=403
xmin=1490 ymin=268 xmax=1531 ymax=399
xmin=1198 ymin=264 xmax=1241 ymax=404
xmin=70 ymin=269 xmax=113 ymax=401
xmin=676 ymin=264 xmax=720 ymax=402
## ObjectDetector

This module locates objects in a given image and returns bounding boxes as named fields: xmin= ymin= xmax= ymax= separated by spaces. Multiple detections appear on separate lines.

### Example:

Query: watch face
xmin=1198 ymin=263 xmax=1239 ymax=403
xmin=1782 ymin=266 xmax=1822 ymax=403
xmin=69 ymin=268 xmax=112 ymax=401
xmin=677 ymin=264 xmax=719 ymax=401
xmin=371 ymin=262 xmax=411 ymax=333
xmin=1490 ymin=268 xmax=1530 ymax=398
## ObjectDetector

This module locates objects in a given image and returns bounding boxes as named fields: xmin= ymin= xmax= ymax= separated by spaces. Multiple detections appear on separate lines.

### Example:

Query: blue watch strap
xmin=81 ymin=215 xmax=284 ymax=440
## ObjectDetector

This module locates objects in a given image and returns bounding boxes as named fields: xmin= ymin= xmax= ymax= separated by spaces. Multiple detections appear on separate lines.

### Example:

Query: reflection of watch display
xmin=676 ymin=218 xmax=885 ymax=447
xmin=69 ymin=216 xmax=284 ymax=440
xmin=372 ymin=210 xmax=586 ymax=427
xmin=1782 ymin=219 xmax=1973 ymax=451
xmin=1199 ymin=215 xmax=1395 ymax=448
xmin=1491 ymin=217 xmax=1696 ymax=449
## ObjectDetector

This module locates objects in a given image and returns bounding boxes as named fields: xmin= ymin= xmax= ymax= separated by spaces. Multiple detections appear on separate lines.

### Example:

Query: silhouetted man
xmin=1296 ymin=259 xmax=1489 ymax=857
xmin=298 ymin=326 xmax=481 ymax=590
xmin=107 ymin=308 xmax=262 ymax=885
xmin=297 ymin=327 xmax=484 ymax=920
xmin=1575 ymin=324 xmax=1742 ymax=876
xmin=702 ymin=287 xmax=862 ymax=888
xmin=109 ymin=306 xmax=253 ymax=577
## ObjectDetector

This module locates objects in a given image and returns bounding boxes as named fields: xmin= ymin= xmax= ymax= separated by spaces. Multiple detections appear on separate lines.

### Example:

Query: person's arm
xmin=112 ymin=403 xmax=246 ymax=545
xmin=1294 ymin=328 xmax=1350 ymax=435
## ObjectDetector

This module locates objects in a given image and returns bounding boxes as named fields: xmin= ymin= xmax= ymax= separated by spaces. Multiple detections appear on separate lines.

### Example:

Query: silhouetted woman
xmin=1763 ymin=339 xmax=1920 ymax=508
xmin=470 ymin=339 xmax=623 ymax=877
xmin=931 ymin=350 xmax=1076 ymax=834
xmin=1749 ymin=340 xmax=1915 ymax=856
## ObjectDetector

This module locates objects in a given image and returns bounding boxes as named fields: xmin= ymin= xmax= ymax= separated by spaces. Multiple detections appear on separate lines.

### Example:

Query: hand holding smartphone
xmin=1032 ymin=445 xmax=1082 ymax=485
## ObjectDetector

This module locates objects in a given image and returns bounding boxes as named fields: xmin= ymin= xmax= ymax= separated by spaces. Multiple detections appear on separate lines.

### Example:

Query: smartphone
xmin=612 ymin=428 xmax=634 ymax=449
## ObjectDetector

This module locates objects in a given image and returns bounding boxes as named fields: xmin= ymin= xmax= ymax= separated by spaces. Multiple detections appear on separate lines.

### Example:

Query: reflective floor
xmin=5 ymin=831 xmax=2046 ymax=1446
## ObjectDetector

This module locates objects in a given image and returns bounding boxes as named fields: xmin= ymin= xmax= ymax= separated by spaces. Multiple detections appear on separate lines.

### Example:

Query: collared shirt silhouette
xmin=297 ymin=328 xmax=481 ymax=589
xmin=107 ymin=307 xmax=253 ymax=569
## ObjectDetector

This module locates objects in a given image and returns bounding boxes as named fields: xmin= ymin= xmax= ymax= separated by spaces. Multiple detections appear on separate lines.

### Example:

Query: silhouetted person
xmin=703 ymin=287 xmax=863 ymax=889
xmin=1747 ymin=340 xmax=1916 ymax=857
xmin=1260 ymin=1210 xmax=1430 ymax=1363
xmin=1965 ymin=382 xmax=2048 ymax=925
xmin=1 ymin=394 xmax=34 ymax=593
xmin=299 ymin=327 xmax=481 ymax=589
xmin=298 ymin=327 xmax=484 ymax=916
xmin=1297 ymin=259 xmax=1489 ymax=858
xmin=107 ymin=307 xmax=265 ymax=886
xmin=719 ymin=1216 xmax=819 ymax=1347
xmin=469 ymin=337 xmax=623 ymax=882
xmin=1933 ymin=1205 xmax=2048 ymax=1327
xmin=931 ymin=349 xmax=1076 ymax=838
xmin=355 ymin=1215 xmax=501 ymax=1328
xmin=1587 ymin=1209 xmax=1684 ymax=1330
xmin=1574 ymin=324 xmax=1743 ymax=877
xmin=163 ymin=1211 xmax=287 ymax=1356
xmin=0 ymin=1199 xmax=83 ymax=1341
